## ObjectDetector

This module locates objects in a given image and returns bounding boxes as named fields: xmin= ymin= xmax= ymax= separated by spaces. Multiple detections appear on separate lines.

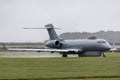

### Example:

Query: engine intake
xmin=45 ymin=40 xmax=63 ymax=48
xmin=55 ymin=41 xmax=60 ymax=46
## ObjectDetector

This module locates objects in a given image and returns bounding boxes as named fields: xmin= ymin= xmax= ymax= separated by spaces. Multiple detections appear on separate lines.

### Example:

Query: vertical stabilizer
xmin=45 ymin=24 xmax=60 ymax=40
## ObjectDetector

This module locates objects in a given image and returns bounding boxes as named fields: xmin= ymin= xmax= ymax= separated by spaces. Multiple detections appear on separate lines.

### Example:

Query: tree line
xmin=60 ymin=31 xmax=120 ymax=44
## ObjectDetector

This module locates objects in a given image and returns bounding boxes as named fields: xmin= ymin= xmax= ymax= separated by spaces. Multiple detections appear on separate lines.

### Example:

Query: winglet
xmin=1 ymin=43 xmax=7 ymax=50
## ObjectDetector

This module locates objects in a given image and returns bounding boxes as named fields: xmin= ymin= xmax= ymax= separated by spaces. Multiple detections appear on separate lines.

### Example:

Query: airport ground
xmin=0 ymin=43 xmax=120 ymax=80
xmin=0 ymin=52 xmax=120 ymax=80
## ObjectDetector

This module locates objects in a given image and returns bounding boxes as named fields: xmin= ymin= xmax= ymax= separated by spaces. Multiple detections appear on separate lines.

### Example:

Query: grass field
xmin=0 ymin=52 xmax=120 ymax=80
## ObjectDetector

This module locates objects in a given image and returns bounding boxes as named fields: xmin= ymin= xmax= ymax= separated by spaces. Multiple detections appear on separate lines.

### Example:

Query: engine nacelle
xmin=45 ymin=40 xmax=63 ymax=48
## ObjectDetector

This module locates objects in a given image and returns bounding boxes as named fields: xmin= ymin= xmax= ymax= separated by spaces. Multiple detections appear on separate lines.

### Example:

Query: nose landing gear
xmin=102 ymin=52 xmax=106 ymax=57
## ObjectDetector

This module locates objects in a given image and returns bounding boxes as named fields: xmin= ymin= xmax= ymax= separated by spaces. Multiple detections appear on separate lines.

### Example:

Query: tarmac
xmin=0 ymin=52 xmax=61 ymax=58
xmin=0 ymin=52 xmax=78 ymax=58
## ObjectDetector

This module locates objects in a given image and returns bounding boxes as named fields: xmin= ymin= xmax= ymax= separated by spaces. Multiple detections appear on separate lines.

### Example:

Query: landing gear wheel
xmin=102 ymin=52 xmax=106 ymax=57
xmin=78 ymin=54 xmax=81 ymax=57
xmin=78 ymin=52 xmax=84 ymax=57
xmin=62 ymin=53 xmax=68 ymax=57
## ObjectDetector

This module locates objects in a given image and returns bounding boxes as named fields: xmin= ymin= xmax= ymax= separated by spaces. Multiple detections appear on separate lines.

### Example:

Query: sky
xmin=0 ymin=0 xmax=120 ymax=42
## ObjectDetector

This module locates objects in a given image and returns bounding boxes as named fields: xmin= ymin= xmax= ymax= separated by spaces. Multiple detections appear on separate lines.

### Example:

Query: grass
xmin=0 ymin=52 xmax=120 ymax=80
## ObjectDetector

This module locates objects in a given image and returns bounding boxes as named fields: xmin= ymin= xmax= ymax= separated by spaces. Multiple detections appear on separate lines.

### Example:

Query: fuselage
xmin=45 ymin=38 xmax=111 ymax=52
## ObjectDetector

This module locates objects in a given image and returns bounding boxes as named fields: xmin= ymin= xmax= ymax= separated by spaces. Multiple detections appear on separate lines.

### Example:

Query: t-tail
xmin=45 ymin=24 xmax=60 ymax=40
xmin=23 ymin=24 xmax=61 ymax=40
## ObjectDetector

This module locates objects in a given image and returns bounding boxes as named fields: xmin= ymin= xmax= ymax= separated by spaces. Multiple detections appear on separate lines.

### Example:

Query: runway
xmin=0 ymin=52 xmax=78 ymax=58
xmin=0 ymin=52 xmax=61 ymax=58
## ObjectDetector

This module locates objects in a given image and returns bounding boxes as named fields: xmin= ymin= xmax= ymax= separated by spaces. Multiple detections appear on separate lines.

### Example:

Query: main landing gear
xmin=62 ymin=53 xmax=68 ymax=57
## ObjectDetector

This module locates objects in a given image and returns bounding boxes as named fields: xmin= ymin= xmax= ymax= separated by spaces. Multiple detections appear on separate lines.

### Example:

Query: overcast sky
xmin=0 ymin=0 xmax=120 ymax=42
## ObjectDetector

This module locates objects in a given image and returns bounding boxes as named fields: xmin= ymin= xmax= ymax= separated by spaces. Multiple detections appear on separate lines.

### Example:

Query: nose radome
xmin=105 ymin=44 xmax=112 ymax=50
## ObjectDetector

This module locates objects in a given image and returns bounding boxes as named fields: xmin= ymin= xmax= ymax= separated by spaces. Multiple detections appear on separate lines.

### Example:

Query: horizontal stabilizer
xmin=23 ymin=27 xmax=61 ymax=29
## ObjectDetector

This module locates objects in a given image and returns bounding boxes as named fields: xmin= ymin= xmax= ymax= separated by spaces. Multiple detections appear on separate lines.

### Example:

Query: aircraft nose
xmin=105 ymin=44 xmax=112 ymax=50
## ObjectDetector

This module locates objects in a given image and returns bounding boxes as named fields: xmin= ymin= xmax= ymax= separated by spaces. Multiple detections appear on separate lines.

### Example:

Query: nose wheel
xmin=102 ymin=52 xmax=106 ymax=57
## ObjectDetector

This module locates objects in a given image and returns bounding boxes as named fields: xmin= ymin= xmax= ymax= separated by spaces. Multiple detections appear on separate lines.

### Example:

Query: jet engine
xmin=45 ymin=40 xmax=63 ymax=48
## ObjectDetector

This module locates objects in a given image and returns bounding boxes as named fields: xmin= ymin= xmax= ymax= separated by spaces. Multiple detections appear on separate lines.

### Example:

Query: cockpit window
xmin=97 ymin=41 xmax=106 ymax=43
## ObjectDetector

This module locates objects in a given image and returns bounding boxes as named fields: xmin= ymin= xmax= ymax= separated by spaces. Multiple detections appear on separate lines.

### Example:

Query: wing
xmin=8 ymin=48 xmax=81 ymax=53
xmin=109 ymin=43 xmax=117 ymax=51
xmin=109 ymin=48 xmax=117 ymax=52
